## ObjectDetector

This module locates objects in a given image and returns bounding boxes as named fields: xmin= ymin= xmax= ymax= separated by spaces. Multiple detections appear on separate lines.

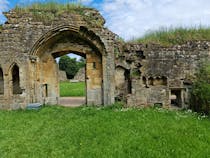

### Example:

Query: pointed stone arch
xmin=10 ymin=63 xmax=22 ymax=95
xmin=29 ymin=25 xmax=115 ymax=105
xmin=30 ymin=25 xmax=106 ymax=57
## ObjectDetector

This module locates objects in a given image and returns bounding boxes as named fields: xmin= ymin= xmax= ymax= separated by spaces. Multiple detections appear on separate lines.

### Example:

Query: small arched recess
xmin=0 ymin=67 xmax=4 ymax=95
xmin=11 ymin=64 xmax=22 ymax=94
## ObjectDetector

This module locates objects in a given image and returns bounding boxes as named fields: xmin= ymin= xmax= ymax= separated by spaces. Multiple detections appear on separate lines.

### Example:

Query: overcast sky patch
xmin=101 ymin=0 xmax=210 ymax=40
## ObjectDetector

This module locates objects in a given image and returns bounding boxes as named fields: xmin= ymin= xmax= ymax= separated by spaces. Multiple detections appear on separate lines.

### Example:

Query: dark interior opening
xmin=143 ymin=76 xmax=146 ymax=85
xmin=148 ymin=77 xmax=154 ymax=86
xmin=124 ymin=69 xmax=132 ymax=94
xmin=12 ymin=64 xmax=22 ymax=94
xmin=0 ymin=68 xmax=4 ymax=95
xmin=43 ymin=84 xmax=48 ymax=97
xmin=162 ymin=76 xmax=168 ymax=86
xmin=93 ymin=62 xmax=96 ymax=69
xmin=136 ymin=50 xmax=146 ymax=59
xmin=153 ymin=76 xmax=167 ymax=86
xmin=171 ymin=90 xmax=182 ymax=107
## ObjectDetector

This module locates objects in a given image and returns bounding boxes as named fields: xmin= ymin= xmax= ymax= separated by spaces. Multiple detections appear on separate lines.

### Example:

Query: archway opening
xmin=0 ymin=67 xmax=4 ymax=95
xmin=57 ymin=53 xmax=86 ymax=107
xmin=31 ymin=28 xmax=104 ymax=106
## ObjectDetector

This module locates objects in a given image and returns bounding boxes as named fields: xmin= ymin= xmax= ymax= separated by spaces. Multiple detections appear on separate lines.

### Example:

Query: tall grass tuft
xmin=14 ymin=1 xmax=86 ymax=13
xmin=13 ymin=1 xmax=90 ymax=23
xmin=132 ymin=27 xmax=210 ymax=46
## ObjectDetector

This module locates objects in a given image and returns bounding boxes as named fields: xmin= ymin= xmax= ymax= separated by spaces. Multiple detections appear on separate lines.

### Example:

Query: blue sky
xmin=1 ymin=0 xmax=210 ymax=40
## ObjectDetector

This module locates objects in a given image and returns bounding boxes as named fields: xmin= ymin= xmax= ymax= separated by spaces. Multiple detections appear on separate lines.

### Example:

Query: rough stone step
xmin=26 ymin=103 xmax=42 ymax=110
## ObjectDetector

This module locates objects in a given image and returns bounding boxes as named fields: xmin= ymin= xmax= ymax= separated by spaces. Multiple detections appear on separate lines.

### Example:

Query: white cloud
xmin=101 ymin=0 xmax=210 ymax=40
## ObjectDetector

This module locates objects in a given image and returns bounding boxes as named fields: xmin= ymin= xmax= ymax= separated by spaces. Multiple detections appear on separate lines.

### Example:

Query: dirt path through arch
xmin=59 ymin=97 xmax=85 ymax=107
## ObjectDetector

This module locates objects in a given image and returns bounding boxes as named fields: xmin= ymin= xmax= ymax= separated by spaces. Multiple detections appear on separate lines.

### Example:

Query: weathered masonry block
xmin=115 ymin=42 xmax=210 ymax=108
xmin=0 ymin=7 xmax=210 ymax=109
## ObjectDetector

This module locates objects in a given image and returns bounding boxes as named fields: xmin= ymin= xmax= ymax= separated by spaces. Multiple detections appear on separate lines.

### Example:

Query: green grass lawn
xmin=0 ymin=106 xmax=210 ymax=157
xmin=60 ymin=82 xmax=85 ymax=97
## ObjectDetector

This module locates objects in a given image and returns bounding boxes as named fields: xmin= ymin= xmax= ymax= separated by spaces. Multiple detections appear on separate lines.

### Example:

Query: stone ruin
xmin=73 ymin=67 xmax=85 ymax=82
xmin=0 ymin=6 xmax=210 ymax=109
xmin=59 ymin=70 xmax=68 ymax=82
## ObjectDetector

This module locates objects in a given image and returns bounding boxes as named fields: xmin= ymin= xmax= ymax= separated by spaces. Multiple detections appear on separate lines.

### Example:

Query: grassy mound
xmin=0 ymin=106 xmax=210 ymax=157
xmin=132 ymin=27 xmax=210 ymax=46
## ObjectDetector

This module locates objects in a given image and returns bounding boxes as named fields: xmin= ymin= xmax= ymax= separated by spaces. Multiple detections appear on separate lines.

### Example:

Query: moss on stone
xmin=0 ymin=24 xmax=2 ymax=32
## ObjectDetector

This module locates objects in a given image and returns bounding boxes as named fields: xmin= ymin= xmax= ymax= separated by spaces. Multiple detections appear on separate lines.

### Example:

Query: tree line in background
xmin=59 ymin=55 xmax=85 ymax=79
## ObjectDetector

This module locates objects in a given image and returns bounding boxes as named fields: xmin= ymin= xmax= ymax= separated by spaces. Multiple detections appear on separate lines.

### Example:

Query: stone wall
xmin=59 ymin=70 xmax=68 ymax=81
xmin=115 ymin=42 xmax=210 ymax=108
xmin=0 ymin=7 xmax=210 ymax=109
xmin=0 ymin=8 xmax=118 ymax=109
xmin=74 ymin=67 xmax=85 ymax=82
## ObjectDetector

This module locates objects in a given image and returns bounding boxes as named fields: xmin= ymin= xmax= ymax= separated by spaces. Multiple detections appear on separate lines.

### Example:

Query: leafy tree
xmin=59 ymin=55 xmax=86 ymax=79
xmin=59 ymin=55 xmax=79 ymax=79
xmin=190 ymin=61 xmax=210 ymax=114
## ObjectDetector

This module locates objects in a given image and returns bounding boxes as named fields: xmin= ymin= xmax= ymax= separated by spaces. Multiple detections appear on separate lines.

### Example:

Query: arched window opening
xmin=142 ymin=76 xmax=147 ymax=85
xmin=148 ymin=77 xmax=154 ymax=86
xmin=12 ymin=64 xmax=22 ymax=94
xmin=153 ymin=76 xmax=168 ymax=86
xmin=124 ymin=69 xmax=132 ymax=94
xmin=0 ymin=68 xmax=4 ymax=95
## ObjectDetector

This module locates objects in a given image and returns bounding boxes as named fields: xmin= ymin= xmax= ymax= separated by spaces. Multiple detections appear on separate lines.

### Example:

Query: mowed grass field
xmin=60 ymin=82 xmax=85 ymax=97
xmin=0 ymin=106 xmax=210 ymax=158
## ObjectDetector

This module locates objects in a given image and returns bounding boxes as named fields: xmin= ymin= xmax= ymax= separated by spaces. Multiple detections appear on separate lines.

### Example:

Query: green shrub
xmin=59 ymin=55 xmax=79 ymax=79
xmin=190 ymin=61 xmax=210 ymax=114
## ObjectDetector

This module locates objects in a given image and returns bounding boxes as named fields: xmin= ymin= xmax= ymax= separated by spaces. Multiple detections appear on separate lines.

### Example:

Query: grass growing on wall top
xmin=13 ymin=1 xmax=91 ymax=23
xmin=0 ymin=106 xmax=210 ymax=157
xmin=132 ymin=27 xmax=210 ymax=46
xmin=14 ymin=1 xmax=87 ymax=13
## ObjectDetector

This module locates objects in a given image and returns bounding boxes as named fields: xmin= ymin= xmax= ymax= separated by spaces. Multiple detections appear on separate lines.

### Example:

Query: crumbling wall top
xmin=3 ymin=5 xmax=105 ymax=27
xmin=124 ymin=40 xmax=210 ymax=52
